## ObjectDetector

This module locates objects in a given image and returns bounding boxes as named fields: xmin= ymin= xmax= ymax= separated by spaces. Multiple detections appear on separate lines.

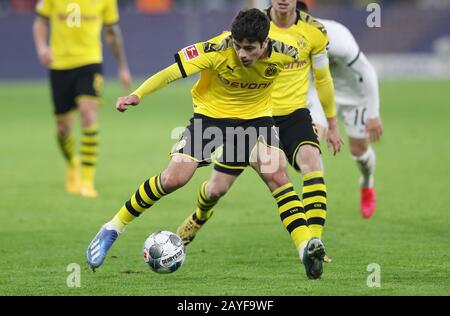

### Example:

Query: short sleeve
xmin=103 ymin=0 xmax=119 ymax=25
xmin=36 ymin=0 xmax=52 ymax=18
xmin=310 ymin=25 xmax=330 ymax=56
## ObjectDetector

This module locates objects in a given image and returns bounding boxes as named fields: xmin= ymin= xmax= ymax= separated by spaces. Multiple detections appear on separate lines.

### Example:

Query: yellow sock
xmin=303 ymin=171 xmax=327 ymax=239
xmin=115 ymin=175 xmax=167 ymax=226
xmin=111 ymin=215 xmax=126 ymax=231
xmin=195 ymin=181 xmax=218 ymax=221
xmin=57 ymin=133 xmax=76 ymax=167
xmin=272 ymin=183 xmax=311 ymax=249
xmin=80 ymin=124 xmax=99 ymax=184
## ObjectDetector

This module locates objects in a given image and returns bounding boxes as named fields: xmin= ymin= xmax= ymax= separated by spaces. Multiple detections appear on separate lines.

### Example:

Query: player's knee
xmin=297 ymin=145 xmax=322 ymax=173
xmin=350 ymin=141 xmax=368 ymax=157
xmin=81 ymin=117 xmax=96 ymax=127
xmin=265 ymin=168 xmax=290 ymax=189
xmin=57 ymin=120 xmax=71 ymax=137
xmin=206 ymin=181 xmax=230 ymax=200
xmin=79 ymin=103 xmax=98 ymax=127
xmin=80 ymin=111 xmax=97 ymax=127
xmin=160 ymin=172 xmax=189 ymax=193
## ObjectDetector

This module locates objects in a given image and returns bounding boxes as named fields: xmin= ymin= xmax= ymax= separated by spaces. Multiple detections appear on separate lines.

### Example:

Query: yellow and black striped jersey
xmin=174 ymin=31 xmax=298 ymax=119
xmin=267 ymin=8 xmax=330 ymax=116
xmin=36 ymin=0 xmax=119 ymax=70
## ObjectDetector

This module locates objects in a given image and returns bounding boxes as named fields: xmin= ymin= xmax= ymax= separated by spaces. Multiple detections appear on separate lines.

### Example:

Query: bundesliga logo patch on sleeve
xmin=182 ymin=45 xmax=200 ymax=61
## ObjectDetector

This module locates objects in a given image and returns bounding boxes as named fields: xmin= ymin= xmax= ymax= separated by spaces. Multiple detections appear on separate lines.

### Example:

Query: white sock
xmin=353 ymin=146 xmax=376 ymax=188
xmin=105 ymin=216 xmax=124 ymax=233
xmin=298 ymin=243 xmax=307 ymax=263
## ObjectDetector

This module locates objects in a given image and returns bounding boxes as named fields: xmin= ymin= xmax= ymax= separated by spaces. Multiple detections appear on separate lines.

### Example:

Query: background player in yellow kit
xmin=268 ymin=0 xmax=343 ymax=245
xmin=87 ymin=9 xmax=326 ymax=279
xmin=33 ymin=0 xmax=132 ymax=197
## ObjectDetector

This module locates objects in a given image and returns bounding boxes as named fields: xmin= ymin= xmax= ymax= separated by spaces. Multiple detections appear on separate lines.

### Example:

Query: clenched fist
xmin=116 ymin=95 xmax=140 ymax=112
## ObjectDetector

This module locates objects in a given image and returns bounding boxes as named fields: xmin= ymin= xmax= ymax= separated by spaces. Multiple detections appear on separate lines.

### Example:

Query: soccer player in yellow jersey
xmin=268 ymin=0 xmax=343 ymax=249
xmin=33 ymin=0 xmax=132 ymax=197
xmin=87 ymin=9 xmax=326 ymax=279
xmin=177 ymin=0 xmax=342 ymax=263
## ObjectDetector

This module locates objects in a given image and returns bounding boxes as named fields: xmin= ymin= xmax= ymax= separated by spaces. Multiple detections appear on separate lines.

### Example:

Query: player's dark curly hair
xmin=297 ymin=1 xmax=309 ymax=12
xmin=231 ymin=8 xmax=270 ymax=46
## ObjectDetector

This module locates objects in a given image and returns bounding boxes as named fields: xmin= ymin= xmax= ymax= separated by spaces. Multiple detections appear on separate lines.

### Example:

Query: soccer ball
xmin=143 ymin=230 xmax=186 ymax=274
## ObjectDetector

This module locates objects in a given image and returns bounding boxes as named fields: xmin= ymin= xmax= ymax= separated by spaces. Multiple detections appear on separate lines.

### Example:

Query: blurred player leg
xmin=341 ymin=105 xmax=377 ymax=218
xmin=56 ymin=112 xmax=80 ymax=194
xmin=50 ymin=68 xmax=82 ymax=194
xmin=350 ymin=137 xmax=376 ymax=218
xmin=78 ymin=99 xmax=100 ymax=198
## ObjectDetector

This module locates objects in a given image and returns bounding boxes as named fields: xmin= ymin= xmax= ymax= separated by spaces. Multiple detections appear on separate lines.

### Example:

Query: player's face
xmin=233 ymin=39 xmax=269 ymax=68
xmin=271 ymin=0 xmax=297 ymax=14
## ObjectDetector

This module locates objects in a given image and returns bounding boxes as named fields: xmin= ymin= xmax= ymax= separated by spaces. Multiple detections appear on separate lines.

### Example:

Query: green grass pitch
xmin=0 ymin=79 xmax=449 ymax=296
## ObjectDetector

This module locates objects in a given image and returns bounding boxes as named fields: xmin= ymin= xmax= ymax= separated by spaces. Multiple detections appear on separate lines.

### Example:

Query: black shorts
xmin=171 ymin=114 xmax=281 ymax=176
xmin=273 ymin=108 xmax=321 ymax=171
xmin=49 ymin=63 xmax=103 ymax=115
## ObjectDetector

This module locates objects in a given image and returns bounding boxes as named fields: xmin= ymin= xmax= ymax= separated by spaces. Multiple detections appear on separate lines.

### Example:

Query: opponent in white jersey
xmin=302 ymin=2 xmax=383 ymax=218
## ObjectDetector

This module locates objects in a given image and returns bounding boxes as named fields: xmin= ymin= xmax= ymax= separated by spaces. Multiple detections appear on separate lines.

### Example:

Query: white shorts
xmin=308 ymin=94 xmax=368 ymax=139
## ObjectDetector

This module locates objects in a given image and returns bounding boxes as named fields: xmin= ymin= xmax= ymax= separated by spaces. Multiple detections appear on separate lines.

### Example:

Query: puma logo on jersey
xmin=285 ymin=60 xmax=307 ymax=69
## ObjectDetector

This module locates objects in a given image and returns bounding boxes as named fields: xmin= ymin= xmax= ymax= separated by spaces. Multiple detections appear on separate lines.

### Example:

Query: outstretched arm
xmin=117 ymin=38 xmax=215 ymax=113
xmin=104 ymin=24 xmax=132 ymax=90
xmin=116 ymin=63 xmax=183 ymax=112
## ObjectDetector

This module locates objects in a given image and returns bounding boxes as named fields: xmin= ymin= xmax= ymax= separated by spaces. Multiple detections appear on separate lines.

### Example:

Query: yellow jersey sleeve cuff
xmin=103 ymin=19 xmax=119 ymax=26
xmin=131 ymin=91 xmax=142 ymax=100
xmin=35 ymin=10 xmax=50 ymax=18
xmin=35 ymin=1 xmax=51 ymax=18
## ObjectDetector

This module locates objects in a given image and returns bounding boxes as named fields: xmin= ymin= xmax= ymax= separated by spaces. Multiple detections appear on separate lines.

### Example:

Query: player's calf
xmin=176 ymin=181 xmax=220 ymax=246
